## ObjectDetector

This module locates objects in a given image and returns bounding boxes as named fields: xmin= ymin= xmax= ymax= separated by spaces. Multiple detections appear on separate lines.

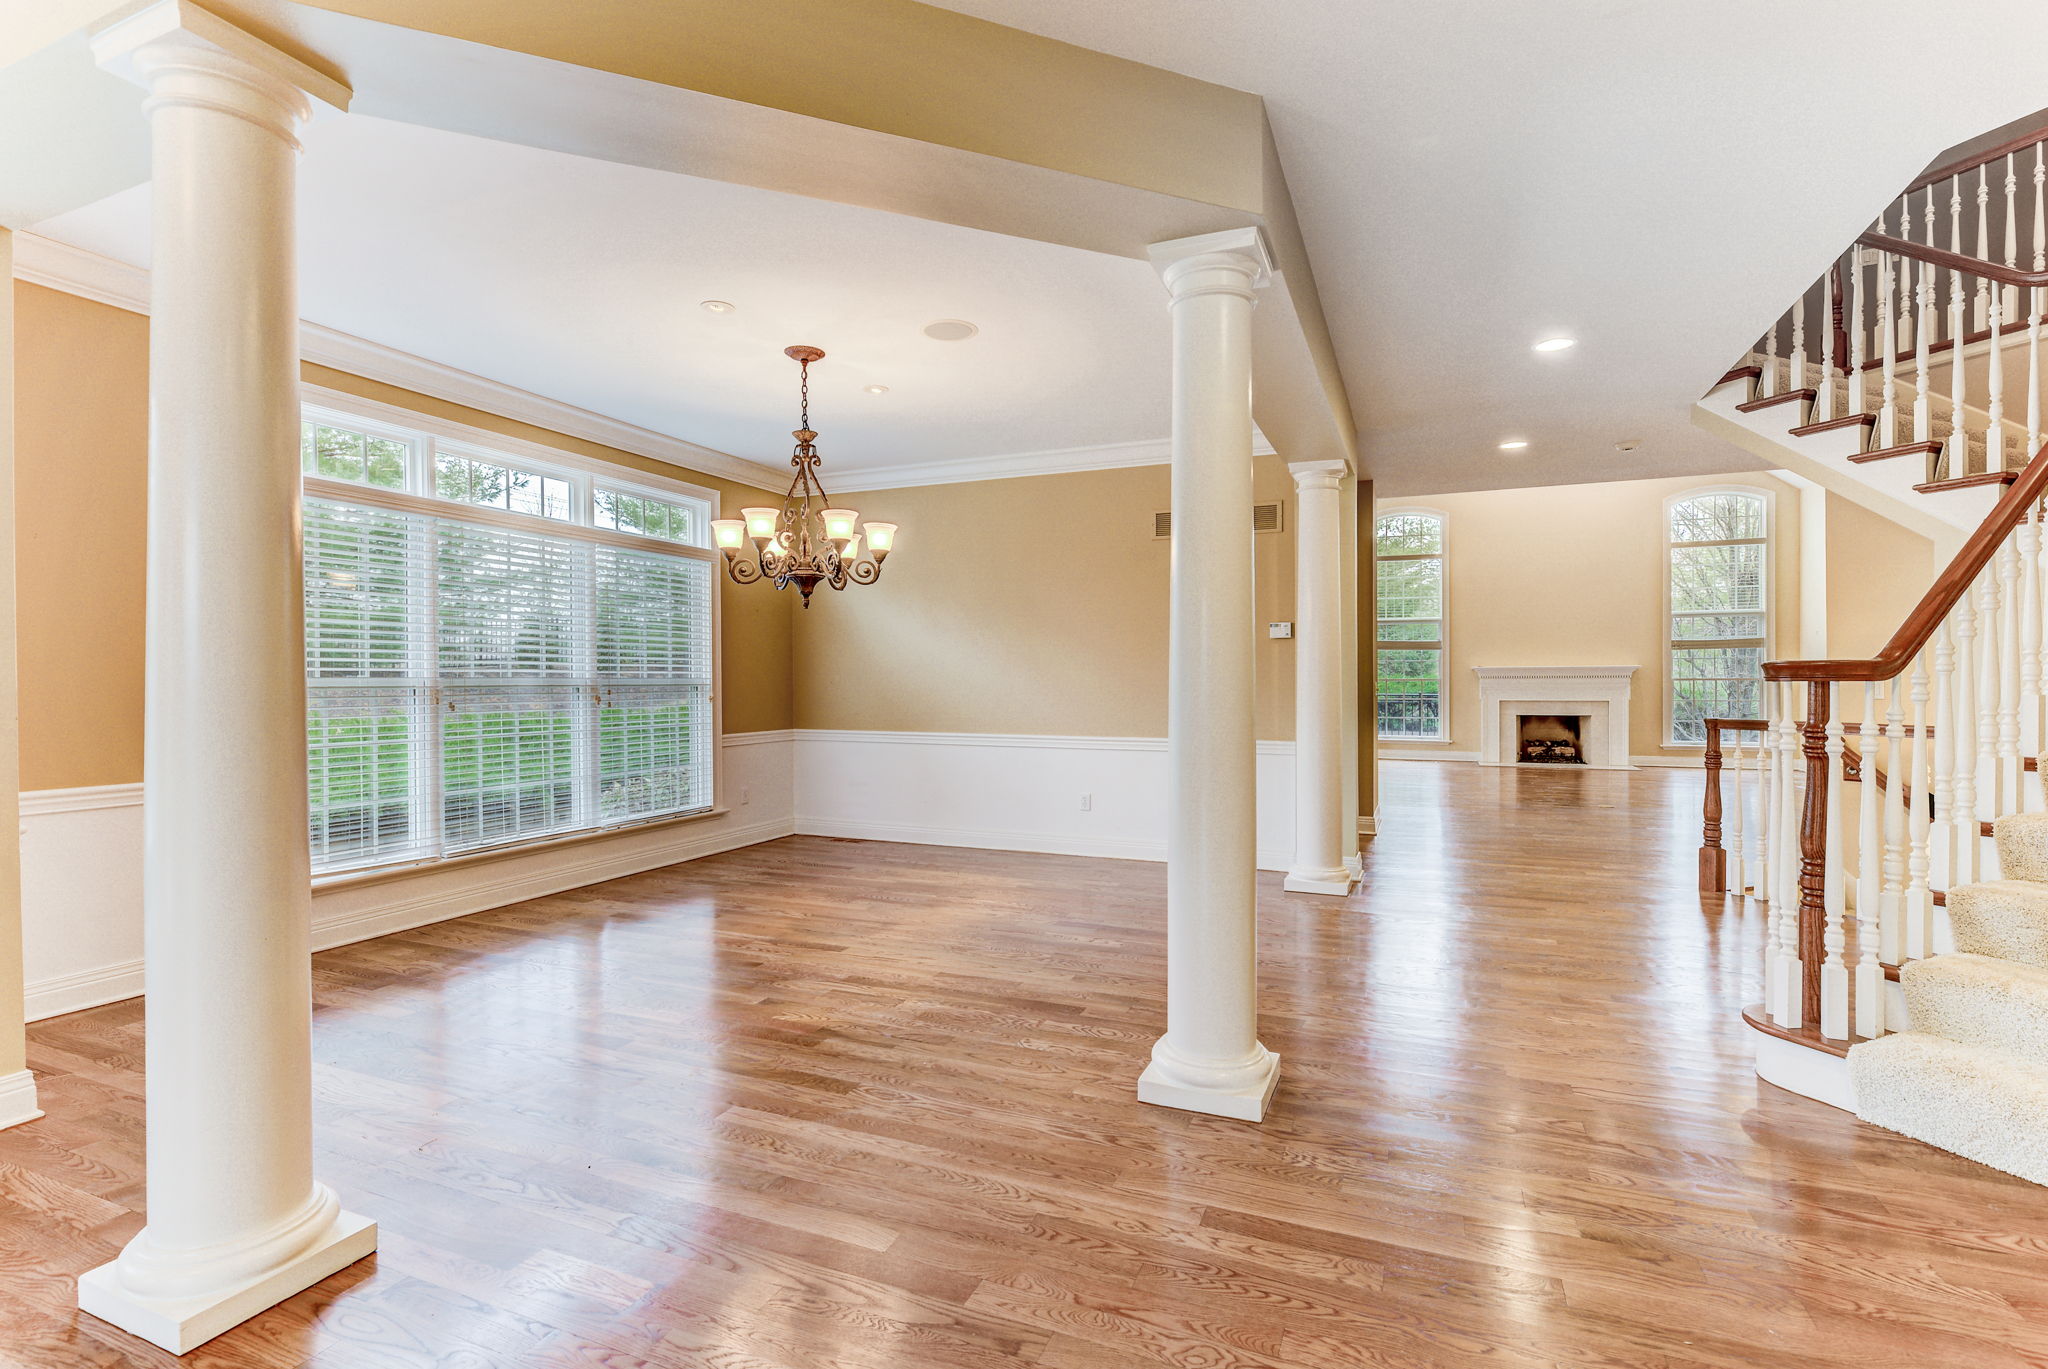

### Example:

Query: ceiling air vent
xmin=1153 ymin=503 xmax=1286 ymax=540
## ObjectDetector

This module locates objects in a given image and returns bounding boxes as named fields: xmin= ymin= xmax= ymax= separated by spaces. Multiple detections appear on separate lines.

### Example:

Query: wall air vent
xmin=1153 ymin=503 xmax=1286 ymax=539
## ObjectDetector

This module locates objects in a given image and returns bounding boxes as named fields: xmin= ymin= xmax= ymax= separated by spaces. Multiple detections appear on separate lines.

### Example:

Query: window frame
xmin=299 ymin=384 xmax=726 ymax=881
xmin=1373 ymin=506 xmax=1450 ymax=743
xmin=1663 ymin=484 xmax=1773 ymax=747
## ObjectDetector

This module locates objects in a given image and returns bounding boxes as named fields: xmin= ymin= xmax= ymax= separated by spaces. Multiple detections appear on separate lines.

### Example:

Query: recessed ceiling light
xmin=1614 ymin=438 xmax=1643 ymax=453
xmin=924 ymin=319 xmax=978 ymax=342
xmin=699 ymin=300 xmax=735 ymax=314
xmin=864 ymin=384 xmax=889 ymax=395
xmin=1498 ymin=440 xmax=1529 ymax=451
xmin=1532 ymin=336 xmax=1576 ymax=352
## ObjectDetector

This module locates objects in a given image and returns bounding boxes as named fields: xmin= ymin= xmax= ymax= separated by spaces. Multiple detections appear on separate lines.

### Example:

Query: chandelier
xmin=710 ymin=345 xmax=897 ymax=606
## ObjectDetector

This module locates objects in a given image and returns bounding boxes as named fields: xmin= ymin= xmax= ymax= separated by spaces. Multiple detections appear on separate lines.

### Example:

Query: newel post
xmin=1798 ymin=681 xmax=1832 ymax=1029
xmin=1699 ymin=720 xmax=1727 ymax=893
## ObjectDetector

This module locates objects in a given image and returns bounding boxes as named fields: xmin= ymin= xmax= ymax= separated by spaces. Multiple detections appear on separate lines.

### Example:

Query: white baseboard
xmin=0 ymin=1069 xmax=42 ymax=1130
xmin=22 ymin=733 xmax=797 ymax=1022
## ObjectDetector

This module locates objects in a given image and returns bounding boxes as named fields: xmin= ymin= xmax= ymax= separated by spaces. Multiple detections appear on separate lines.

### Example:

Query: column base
xmin=1284 ymin=867 xmax=1355 ymax=896
xmin=1344 ymin=854 xmax=1363 ymax=880
xmin=1137 ymin=1052 xmax=1282 ymax=1121
xmin=79 ymin=1210 xmax=376 ymax=1353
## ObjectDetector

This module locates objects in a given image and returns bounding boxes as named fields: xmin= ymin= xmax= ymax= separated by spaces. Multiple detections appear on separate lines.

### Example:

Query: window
xmin=1667 ymin=489 xmax=1769 ymax=744
xmin=300 ymin=397 xmax=718 ymax=876
xmin=1375 ymin=510 xmax=1446 ymax=741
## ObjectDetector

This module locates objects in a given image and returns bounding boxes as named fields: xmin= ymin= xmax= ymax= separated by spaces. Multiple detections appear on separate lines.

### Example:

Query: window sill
xmin=312 ymin=805 xmax=731 ymax=895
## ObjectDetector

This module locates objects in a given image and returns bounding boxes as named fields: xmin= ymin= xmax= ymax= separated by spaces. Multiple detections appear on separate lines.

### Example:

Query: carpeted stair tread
xmin=1901 ymin=953 xmax=2048 ymax=1070
xmin=1999 ymin=811 xmax=2048 ymax=884
xmin=1945 ymin=880 xmax=2048 ymax=968
xmin=1850 ymin=1032 xmax=2048 ymax=1185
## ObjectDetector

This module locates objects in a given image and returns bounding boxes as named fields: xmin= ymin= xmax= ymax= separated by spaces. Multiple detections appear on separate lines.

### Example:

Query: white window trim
xmin=1373 ymin=505 xmax=1450 ymax=744
xmin=1662 ymin=484 xmax=1774 ymax=748
xmin=299 ymin=385 xmax=728 ymax=880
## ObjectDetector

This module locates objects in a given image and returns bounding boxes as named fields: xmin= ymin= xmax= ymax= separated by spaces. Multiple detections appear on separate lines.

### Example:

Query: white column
xmin=0 ymin=227 xmax=35 ymax=1134
xmin=1339 ymin=474 xmax=1363 ymax=881
xmin=1285 ymin=460 xmax=1353 ymax=895
xmin=1136 ymin=228 xmax=1280 ymax=1123
xmin=81 ymin=4 xmax=372 ymax=1354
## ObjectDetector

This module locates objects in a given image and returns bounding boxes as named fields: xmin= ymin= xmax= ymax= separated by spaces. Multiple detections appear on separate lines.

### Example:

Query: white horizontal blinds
xmin=301 ymin=401 xmax=718 ymax=876
xmin=304 ymin=498 xmax=435 ymax=871
xmin=436 ymin=520 xmax=587 ymax=852
xmin=595 ymin=547 xmax=713 ymax=820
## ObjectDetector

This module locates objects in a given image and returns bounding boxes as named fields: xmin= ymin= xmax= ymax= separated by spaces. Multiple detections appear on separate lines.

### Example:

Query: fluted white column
xmin=1339 ymin=474 xmax=1363 ymax=882
xmin=81 ymin=3 xmax=372 ymax=1354
xmin=1136 ymin=228 xmax=1280 ymax=1123
xmin=1285 ymin=460 xmax=1353 ymax=895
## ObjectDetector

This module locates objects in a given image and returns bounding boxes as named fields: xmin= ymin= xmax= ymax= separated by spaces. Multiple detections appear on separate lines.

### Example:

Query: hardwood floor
xmin=8 ymin=761 xmax=2048 ymax=1366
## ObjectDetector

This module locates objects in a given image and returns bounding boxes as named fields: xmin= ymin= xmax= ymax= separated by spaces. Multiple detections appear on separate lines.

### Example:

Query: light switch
xmin=1268 ymin=622 xmax=1293 ymax=639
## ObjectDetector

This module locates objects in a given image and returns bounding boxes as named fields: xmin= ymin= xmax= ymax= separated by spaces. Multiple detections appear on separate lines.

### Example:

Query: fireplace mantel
xmin=1473 ymin=666 xmax=1637 ymax=770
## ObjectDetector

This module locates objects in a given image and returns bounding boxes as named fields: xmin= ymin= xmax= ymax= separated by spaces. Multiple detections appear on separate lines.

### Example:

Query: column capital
xmin=93 ymin=0 xmax=350 ymax=142
xmin=1287 ymin=459 xmax=1348 ymax=491
xmin=1149 ymin=227 xmax=1274 ymax=301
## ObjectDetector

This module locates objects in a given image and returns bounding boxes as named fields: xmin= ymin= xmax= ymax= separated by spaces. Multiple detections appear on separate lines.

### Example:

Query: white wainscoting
xmin=22 ymin=732 xmax=796 ymax=1022
xmin=791 ymin=730 xmax=1297 ymax=870
xmin=23 ymin=727 xmax=1307 ymax=1022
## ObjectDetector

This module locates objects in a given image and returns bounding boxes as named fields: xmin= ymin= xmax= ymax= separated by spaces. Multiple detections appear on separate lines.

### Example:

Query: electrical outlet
xmin=1079 ymin=793 xmax=1093 ymax=811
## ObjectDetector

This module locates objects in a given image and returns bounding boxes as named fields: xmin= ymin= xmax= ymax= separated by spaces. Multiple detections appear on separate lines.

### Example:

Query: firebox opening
xmin=1517 ymin=713 xmax=1584 ymax=765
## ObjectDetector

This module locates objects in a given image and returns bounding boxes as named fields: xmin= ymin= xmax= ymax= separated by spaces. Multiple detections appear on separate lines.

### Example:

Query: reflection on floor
xmin=8 ymin=760 xmax=2048 ymax=1367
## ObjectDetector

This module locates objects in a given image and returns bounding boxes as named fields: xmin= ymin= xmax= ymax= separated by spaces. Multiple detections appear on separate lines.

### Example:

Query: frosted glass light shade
xmin=741 ymin=507 xmax=779 ymax=540
xmin=711 ymin=518 xmax=747 ymax=550
xmin=864 ymin=522 xmax=898 ymax=555
xmin=842 ymin=534 xmax=863 ymax=561
xmin=820 ymin=508 xmax=860 ymax=542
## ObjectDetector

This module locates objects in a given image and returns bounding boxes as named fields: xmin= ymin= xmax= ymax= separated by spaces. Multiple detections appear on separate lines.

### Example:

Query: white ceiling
xmin=916 ymin=0 xmax=2048 ymax=495
xmin=30 ymin=112 xmax=1174 ymax=478
xmin=31 ymin=4 xmax=2048 ymax=495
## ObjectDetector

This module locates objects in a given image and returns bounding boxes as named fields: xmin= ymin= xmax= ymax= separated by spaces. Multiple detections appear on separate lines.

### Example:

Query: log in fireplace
xmin=1516 ymin=713 xmax=1585 ymax=764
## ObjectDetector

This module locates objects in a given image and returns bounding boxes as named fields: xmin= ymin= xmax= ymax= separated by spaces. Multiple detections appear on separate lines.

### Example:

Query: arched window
xmin=1375 ymin=510 xmax=1446 ymax=741
xmin=1667 ymin=489 xmax=1770 ymax=744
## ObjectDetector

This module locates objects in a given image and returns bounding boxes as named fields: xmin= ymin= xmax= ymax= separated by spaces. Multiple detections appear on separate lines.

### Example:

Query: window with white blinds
xmin=301 ymin=401 xmax=717 ymax=876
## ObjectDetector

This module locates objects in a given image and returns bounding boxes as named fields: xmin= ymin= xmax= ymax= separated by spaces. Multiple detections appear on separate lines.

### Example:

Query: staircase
xmin=1692 ymin=121 xmax=2048 ymax=1177
xmin=1856 ymin=812 xmax=2048 ymax=1182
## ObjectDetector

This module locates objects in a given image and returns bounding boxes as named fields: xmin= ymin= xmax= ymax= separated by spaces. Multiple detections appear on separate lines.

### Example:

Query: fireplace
xmin=1516 ymin=713 xmax=1584 ymax=765
xmin=1473 ymin=667 xmax=1636 ymax=769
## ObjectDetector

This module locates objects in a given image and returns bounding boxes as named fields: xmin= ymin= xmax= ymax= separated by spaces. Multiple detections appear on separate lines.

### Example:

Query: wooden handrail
xmin=1906 ymin=121 xmax=2048 ymax=195
xmin=1763 ymin=444 xmax=2048 ymax=681
xmin=1855 ymin=231 xmax=2048 ymax=289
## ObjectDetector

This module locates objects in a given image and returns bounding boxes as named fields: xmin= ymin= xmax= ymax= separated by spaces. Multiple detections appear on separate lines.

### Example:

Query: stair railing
xmin=1711 ymin=451 xmax=2048 ymax=1047
xmin=1742 ymin=126 xmax=2048 ymax=485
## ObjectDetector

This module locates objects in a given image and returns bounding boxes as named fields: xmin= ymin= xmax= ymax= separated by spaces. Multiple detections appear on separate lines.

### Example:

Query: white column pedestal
xmin=1136 ymin=228 xmax=1281 ymax=1123
xmin=1284 ymin=459 xmax=1353 ymax=896
xmin=82 ymin=4 xmax=371 ymax=1353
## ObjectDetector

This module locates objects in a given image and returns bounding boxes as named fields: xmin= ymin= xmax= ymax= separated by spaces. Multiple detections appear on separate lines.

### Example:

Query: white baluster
xmin=1917 ymin=191 xmax=1935 ymax=445
xmin=1822 ymin=688 xmax=1849 ymax=1040
xmin=1774 ymin=682 xmax=1804 ymax=1026
xmin=1952 ymin=581 xmax=1982 ymax=885
xmin=1951 ymin=176 xmax=1971 ymax=476
xmin=1930 ymin=616 xmax=1959 ymax=916
xmin=1989 ymin=262 xmax=2007 ymax=472
xmin=1850 ymin=246 xmax=1867 ymax=416
xmin=1897 ymin=199 xmax=1915 ymax=353
xmin=2025 ymin=511 xmax=2046 ymax=813
xmin=1728 ymin=727 xmax=1748 ymax=896
xmin=1752 ymin=723 xmax=1771 ymax=898
xmin=1857 ymin=683 xmax=1887 ymax=1038
xmin=1881 ymin=680 xmax=1907 ymax=963
xmin=1792 ymin=291 xmax=1808 ymax=394
xmin=1880 ymin=251 xmax=1900 ymax=447
xmin=1979 ymin=570 xmax=2003 ymax=834
xmin=2005 ymin=152 xmax=2023 ymax=325
xmin=1762 ymin=318 xmax=1781 ymax=398
xmin=1998 ymin=531 xmax=2024 ymax=812
xmin=1907 ymin=649 xmax=1935 ymax=962
xmin=1975 ymin=165 xmax=1992 ymax=332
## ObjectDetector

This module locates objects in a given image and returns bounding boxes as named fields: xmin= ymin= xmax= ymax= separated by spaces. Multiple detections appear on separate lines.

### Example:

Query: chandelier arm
xmin=845 ymin=558 xmax=881 ymax=586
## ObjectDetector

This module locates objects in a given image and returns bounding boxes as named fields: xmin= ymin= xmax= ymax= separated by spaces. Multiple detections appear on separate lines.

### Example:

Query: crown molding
xmin=829 ymin=431 xmax=1278 ymax=493
xmin=15 ymin=233 xmax=1280 ymax=495
xmin=10 ymin=234 xmax=788 ymax=493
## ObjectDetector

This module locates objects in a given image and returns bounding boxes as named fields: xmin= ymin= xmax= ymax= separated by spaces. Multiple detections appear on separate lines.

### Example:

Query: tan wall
xmin=792 ymin=460 xmax=1300 ymax=739
xmin=1377 ymin=473 xmax=1937 ymax=760
xmin=13 ymin=281 xmax=792 ymax=792
xmin=0 ymin=234 xmax=23 ymax=1078
xmin=1379 ymin=474 xmax=1807 ymax=760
